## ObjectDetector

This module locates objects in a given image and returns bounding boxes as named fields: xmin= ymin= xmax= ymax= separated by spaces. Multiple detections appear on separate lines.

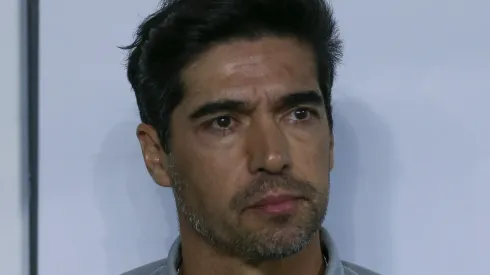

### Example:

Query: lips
xmin=251 ymin=194 xmax=303 ymax=207
xmin=244 ymin=191 xmax=305 ymax=215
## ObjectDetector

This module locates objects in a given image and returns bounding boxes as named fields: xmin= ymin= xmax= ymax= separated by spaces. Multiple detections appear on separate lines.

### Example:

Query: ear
xmin=328 ymin=133 xmax=334 ymax=171
xmin=136 ymin=123 xmax=171 ymax=187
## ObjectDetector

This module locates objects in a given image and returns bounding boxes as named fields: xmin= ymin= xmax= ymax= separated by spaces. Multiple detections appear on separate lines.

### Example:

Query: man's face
xmin=141 ymin=36 xmax=334 ymax=261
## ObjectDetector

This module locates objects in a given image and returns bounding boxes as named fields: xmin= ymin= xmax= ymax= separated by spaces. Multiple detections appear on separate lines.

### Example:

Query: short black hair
xmin=122 ymin=0 xmax=343 ymax=152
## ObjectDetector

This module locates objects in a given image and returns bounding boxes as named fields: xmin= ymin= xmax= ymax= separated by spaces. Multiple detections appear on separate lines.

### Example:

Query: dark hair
xmin=122 ymin=0 xmax=343 ymax=152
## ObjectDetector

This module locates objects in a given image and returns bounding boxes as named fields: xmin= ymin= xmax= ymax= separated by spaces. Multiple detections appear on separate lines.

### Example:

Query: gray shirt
xmin=122 ymin=227 xmax=380 ymax=275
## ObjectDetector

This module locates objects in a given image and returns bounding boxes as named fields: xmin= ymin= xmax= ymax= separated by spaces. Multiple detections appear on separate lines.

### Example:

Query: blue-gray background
xmin=38 ymin=1 xmax=490 ymax=274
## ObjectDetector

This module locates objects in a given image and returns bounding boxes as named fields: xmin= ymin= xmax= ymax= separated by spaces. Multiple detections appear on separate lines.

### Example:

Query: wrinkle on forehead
xmin=180 ymin=37 xmax=318 ymax=110
xmin=222 ymin=55 xmax=265 ymax=76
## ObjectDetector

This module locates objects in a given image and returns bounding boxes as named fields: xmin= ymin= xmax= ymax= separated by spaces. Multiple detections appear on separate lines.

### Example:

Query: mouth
xmin=245 ymin=191 xmax=305 ymax=215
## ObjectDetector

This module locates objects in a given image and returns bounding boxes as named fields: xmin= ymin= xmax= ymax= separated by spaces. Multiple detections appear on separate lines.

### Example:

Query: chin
xmin=268 ymin=224 xmax=312 ymax=241
xmin=241 ymin=229 xmax=312 ymax=262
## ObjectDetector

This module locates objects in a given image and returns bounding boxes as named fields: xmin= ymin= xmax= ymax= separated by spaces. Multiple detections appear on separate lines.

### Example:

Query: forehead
xmin=180 ymin=36 xmax=319 ymax=106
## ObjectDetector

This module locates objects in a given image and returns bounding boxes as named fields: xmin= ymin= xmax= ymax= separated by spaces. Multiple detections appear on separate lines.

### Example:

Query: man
xmin=121 ymin=0 xmax=379 ymax=274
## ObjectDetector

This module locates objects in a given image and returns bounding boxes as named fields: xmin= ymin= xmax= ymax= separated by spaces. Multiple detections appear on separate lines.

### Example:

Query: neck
xmin=178 ymin=221 xmax=326 ymax=275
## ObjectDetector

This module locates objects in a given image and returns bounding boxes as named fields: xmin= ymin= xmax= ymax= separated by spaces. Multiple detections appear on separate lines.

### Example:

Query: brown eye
xmin=213 ymin=116 xmax=233 ymax=129
xmin=291 ymin=108 xmax=311 ymax=121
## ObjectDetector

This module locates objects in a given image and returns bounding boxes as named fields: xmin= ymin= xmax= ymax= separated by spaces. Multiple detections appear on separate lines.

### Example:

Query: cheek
xmin=176 ymin=139 xmax=248 ymax=210
xmin=290 ymin=131 xmax=332 ymax=180
xmin=169 ymin=113 xmax=247 ymax=210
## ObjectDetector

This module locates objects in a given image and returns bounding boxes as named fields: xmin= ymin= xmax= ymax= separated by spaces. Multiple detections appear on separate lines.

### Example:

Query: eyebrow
xmin=188 ymin=90 xmax=324 ymax=121
xmin=188 ymin=100 xmax=250 ymax=120
xmin=275 ymin=90 xmax=324 ymax=112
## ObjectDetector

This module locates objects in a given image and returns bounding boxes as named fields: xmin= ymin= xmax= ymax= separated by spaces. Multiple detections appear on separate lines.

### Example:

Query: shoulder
xmin=341 ymin=261 xmax=381 ymax=275
xmin=121 ymin=259 xmax=168 ymax=275
xmin=120 ymin=258 xmax=380 ymax=275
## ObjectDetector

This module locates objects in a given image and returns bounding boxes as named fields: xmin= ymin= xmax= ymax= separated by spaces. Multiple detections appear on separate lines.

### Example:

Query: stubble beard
xmin=166 ymin=155 xmax=329 ymax=263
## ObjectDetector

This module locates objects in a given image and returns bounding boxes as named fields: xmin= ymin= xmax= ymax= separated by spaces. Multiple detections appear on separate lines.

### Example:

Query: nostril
xmin=256 ymin=162 xmax=290 ymax=175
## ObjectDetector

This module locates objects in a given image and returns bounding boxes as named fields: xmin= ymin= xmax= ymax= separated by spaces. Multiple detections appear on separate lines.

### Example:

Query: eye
xmin=289 ymin=107 xmax=316 ymax=121
xmin=210 ymin=115 xmax=235 ymax=129
xmin=200 ymin=115 xmax=240 ymax=136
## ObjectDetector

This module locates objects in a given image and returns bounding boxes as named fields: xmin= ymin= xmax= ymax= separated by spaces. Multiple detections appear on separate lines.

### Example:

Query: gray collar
xmin=164 ymin=227 xmax=346 ymax=275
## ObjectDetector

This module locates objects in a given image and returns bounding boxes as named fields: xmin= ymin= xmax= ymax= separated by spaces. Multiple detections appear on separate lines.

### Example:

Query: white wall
xmin=0 ymin=0 xmax=29 ymax=274
xmin=39 ymin=1 xmax=490 ymax=275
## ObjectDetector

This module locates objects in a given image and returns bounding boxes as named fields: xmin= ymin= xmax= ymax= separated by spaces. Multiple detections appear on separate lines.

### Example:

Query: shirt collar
xmin=165 ymin=227 xmax=345 ymax=275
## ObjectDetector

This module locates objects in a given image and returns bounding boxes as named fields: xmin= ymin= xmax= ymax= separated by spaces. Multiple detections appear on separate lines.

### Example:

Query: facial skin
xmin=137 ymin=36 xmax=334 ymax=275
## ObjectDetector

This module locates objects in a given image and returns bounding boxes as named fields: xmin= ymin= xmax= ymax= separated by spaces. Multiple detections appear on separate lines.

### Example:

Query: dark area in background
xmin=27 ymin=0 xmax=39 ymax=274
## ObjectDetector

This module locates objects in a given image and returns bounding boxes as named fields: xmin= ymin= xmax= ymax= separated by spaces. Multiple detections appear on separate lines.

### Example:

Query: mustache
xmin=230 ymin=174 xmax=317 ymax=211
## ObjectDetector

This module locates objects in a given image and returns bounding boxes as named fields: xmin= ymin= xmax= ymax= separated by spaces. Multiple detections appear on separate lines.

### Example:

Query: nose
xmin=247 ymin=119 xmax=291 ymax=174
